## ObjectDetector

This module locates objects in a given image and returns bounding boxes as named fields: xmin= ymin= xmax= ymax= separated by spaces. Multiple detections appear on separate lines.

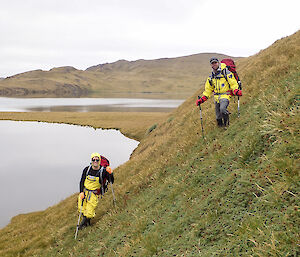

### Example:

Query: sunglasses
xmin=92 ymin=159 xmax=100 ymax=162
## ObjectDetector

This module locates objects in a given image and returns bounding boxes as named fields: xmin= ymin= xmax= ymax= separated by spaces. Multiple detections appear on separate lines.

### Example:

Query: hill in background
xmin=0 ymin=30 xmax=299 ymax=257
xmin=0 ymin=53 xmax=239 ymax=99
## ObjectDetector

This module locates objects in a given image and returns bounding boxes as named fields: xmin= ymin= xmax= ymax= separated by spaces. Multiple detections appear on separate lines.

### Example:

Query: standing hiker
xmin=196 ymin=57 xmax=243 ymax=127
xmin=77 ymin=152 xmax=114 ymax=229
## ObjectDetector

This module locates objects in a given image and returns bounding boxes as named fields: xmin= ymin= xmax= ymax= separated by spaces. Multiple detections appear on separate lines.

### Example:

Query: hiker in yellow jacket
xmin=77 ymin=152 xmax=114 ymax=229
xmin=196 ymin=57 xmax=243 ymax=127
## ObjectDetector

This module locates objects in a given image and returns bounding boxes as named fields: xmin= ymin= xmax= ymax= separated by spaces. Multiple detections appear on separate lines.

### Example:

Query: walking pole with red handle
xmin=198 ymin=96 xmax=205 ymax=139
xmin=106 ymin=166 xmax=116 ymax=206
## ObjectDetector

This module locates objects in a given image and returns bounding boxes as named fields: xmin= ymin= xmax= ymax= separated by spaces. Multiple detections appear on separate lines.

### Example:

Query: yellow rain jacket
xmin=203 ymin=63 xmax=239 ymax=103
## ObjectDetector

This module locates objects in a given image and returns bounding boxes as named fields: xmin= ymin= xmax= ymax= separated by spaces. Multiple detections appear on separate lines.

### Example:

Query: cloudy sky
xmin=1 ymin=0 xmax=299 ymax=77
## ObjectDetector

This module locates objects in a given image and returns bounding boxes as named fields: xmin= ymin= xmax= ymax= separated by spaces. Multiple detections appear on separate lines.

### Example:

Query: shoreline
xmin=0 ymin=111 xmax=169 ymax=141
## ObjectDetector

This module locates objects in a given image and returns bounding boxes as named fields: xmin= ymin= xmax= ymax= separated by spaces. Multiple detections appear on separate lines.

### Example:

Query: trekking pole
xmin=198 ymin=96 xmax=205 ymax=139
xmin=106 ymin=166 xmax=116 ymax=206
xmin=75 ymin=198 xmax=84 ymax=240
xmin=237 ymin=81 xmax=242 ymax=118
xmin=237 ymin=96 xmax=240 ymax=118
xmin=110 ymin=182 xmax=116 ymax=206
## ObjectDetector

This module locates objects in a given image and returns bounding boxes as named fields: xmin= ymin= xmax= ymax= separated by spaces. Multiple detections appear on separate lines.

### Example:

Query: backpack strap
xmin=82 ymin=165 xmax=91 ymax=193
xmin=208 ymin=73 xmax=214 ymax=87
xmin=98 ymin=167 xmax=105 ymax=195
xmin=85 ymin=165 xmax=92 ymax=177
xmin=221 ymin=67 xmax=231 ymax=89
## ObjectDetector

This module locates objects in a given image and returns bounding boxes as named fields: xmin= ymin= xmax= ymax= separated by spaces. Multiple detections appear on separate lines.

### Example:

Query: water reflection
xmin=0 ymin=120 xmax=139 ymax=228
xmin=0 ymin=97 xmax=184 ymax=112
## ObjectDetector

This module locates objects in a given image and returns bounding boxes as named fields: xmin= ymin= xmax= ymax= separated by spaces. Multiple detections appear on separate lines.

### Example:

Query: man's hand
xmin=106 ymin=166 xmax=113 ymax=174
xmin=106 ymin=166 xmax=114 ymax=183
xmin=196 ymin=96 xmax=208 ymax=106
xmin=233 ymin=89 xmax=242 ymax=96
xmin=79 ymin=192 xmax=85 ymax=200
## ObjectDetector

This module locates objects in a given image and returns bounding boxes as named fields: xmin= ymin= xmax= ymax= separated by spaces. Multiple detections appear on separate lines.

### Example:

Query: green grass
xmin=146 ymin=123 xmax=158 ymax=135
xmin=60 ymin=69 xmax=298 ymax=257
xmin=0 ymin=31 xmax=299 ymax=257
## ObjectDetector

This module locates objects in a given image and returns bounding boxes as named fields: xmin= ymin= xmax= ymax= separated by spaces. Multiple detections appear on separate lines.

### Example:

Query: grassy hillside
xmin=0 ymin=31 xmax=299 ymax=257
xmin=0 ymin=53 xmax=236 ymax=99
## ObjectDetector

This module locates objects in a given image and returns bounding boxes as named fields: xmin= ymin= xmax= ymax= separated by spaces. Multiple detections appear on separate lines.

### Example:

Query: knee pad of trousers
xmin=220 ymin=108 xmax=229 ymax=115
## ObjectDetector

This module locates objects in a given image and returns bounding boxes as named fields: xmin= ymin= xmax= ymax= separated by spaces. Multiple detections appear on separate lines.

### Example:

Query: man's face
xmin=91 ymin=157 xmax=100 ymax=168
xmin=211 ymin=61 xmax=219 ymax=70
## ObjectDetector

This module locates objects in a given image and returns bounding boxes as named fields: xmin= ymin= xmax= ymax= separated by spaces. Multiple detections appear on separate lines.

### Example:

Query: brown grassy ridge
xmin=0 ymin=30 xmax=299 ymax=257
xmin=0 ymin=53 xmax=239 ymax=98
xmin=0 ymin=112 xmax=168 ymax=141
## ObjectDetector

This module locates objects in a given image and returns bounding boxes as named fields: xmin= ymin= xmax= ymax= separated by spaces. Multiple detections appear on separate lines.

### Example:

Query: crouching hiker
xmin=196 ymin=57 xmax=243 ymax=127
xmin=77 ymin=152 xmax=114 ymax=230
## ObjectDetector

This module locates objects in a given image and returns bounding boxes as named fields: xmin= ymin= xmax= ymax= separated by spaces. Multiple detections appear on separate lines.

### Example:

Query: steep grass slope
xmin=0 ymin=31 xmax=299 ymax=257
xmin=0 ymin=53 xmax=235 ymax=98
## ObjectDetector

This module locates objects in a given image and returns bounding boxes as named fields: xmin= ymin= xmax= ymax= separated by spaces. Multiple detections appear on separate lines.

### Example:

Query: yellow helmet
xmin=91 ymin=152 xmax=101 ymax=160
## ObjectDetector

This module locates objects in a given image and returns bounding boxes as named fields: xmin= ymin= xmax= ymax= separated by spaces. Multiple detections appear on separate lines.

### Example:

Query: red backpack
xmin=99 ymin=155 xmax=110 ymax=167
xmin=221 ymin=58 xmax=242 ymax=89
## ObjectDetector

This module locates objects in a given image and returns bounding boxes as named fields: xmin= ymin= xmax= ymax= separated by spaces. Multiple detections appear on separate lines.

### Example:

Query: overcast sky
xmin=1 ymin=0 xmax=299 ymax=77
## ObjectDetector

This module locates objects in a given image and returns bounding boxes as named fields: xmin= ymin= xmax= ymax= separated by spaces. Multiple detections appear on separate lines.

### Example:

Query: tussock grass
xmin=146 ymin=123 xmax=158 ymax=135
xmin=0 ymin=31 xmax=299 ymax=257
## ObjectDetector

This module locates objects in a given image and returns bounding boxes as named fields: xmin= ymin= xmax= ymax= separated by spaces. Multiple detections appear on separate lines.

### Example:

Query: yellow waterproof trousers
xmin=78 ymin=191 xmax=99 ymax=218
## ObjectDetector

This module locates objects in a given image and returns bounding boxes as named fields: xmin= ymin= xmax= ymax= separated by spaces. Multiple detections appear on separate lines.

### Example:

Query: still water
xmin=0 ymin=120 xmax=139 ymax=228
xmin=0 ymin=97 xmax=184 ymax=112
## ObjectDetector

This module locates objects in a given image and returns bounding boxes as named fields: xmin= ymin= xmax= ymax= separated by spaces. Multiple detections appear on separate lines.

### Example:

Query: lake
xmin=0 ymin=97 xmax=184 ymax=112
xmin=0 ymin=120 xmax=139 ymax=228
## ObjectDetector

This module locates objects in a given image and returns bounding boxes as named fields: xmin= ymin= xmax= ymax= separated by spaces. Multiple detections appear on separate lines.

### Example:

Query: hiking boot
xmin=216 ymin=119 xmax=223 ymax=127
xmin=78 ymin=216 xmax=88 ymax=230
xmin=86 ymin=218 xmax=91 ymax=226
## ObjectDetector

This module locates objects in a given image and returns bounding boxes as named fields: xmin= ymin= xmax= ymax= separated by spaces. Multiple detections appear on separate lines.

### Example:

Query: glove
xmin=196 ymin=96 xmax=208 ymax=106
xmin=106 ymin=166 xmax=113 ymax=174
xmin=106 ymin=166 xmax=114 ymax=183
xmin=233 ymin=89 xmax=242 ymax=96
xmin=79 ymin=192 xmax=85 ymax=200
